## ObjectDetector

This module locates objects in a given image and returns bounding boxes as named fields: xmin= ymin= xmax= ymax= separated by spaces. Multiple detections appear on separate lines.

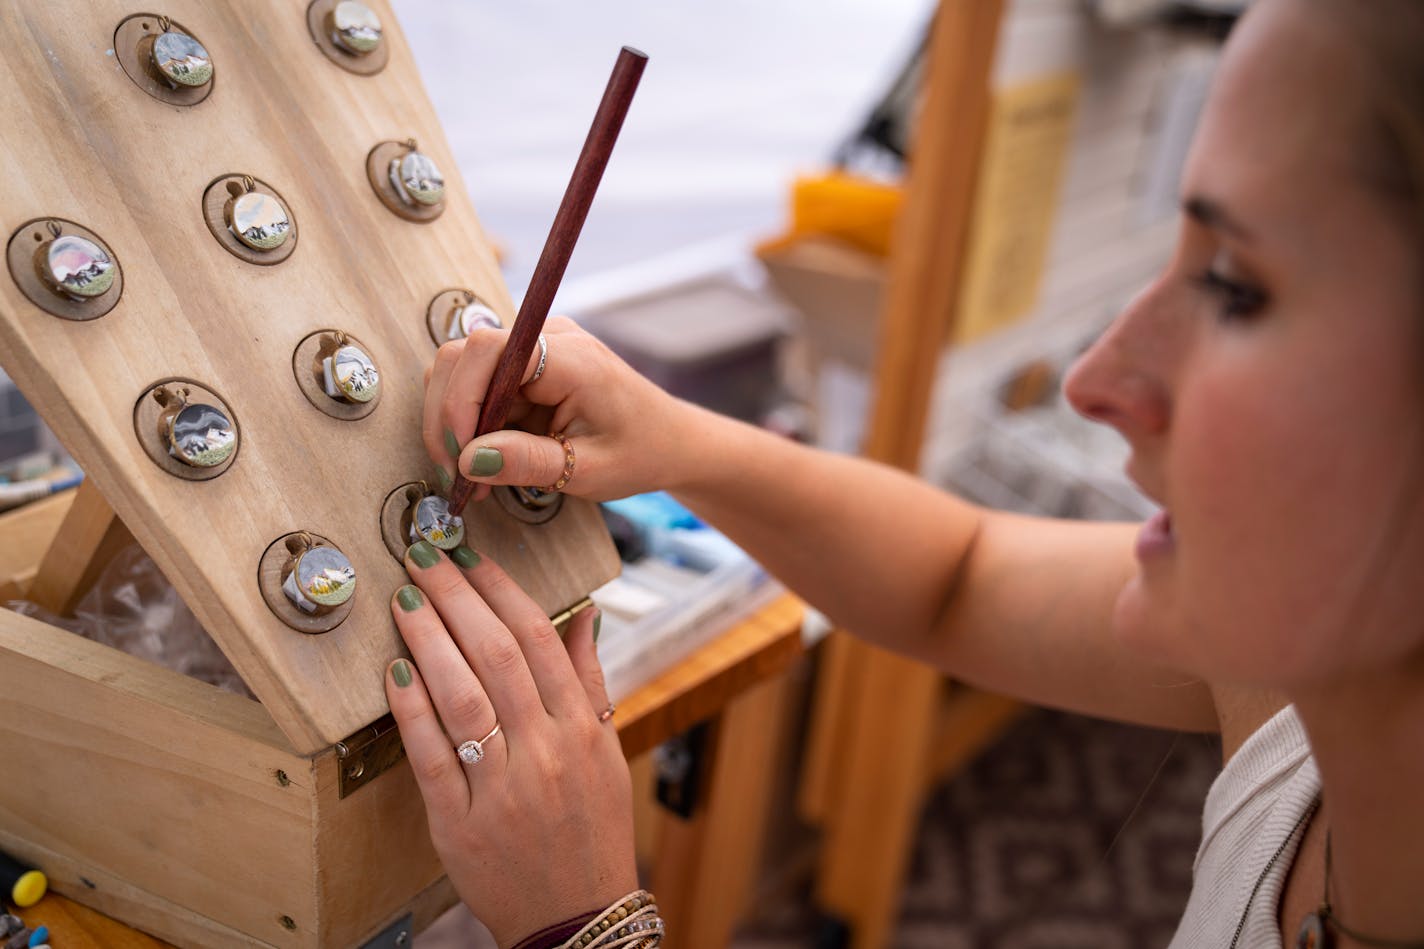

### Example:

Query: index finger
xmin=439 ymin=326 xmax=553 ymax=459
xmin=404 ymin=543 xmax=548 ymax=730
xmin=454 ymin=550 xmax=589 ymax=719
xmin=436 ymin=327 xmax=505 ymax=457
xmin=423 ymin=338 xmax=469 ymax=471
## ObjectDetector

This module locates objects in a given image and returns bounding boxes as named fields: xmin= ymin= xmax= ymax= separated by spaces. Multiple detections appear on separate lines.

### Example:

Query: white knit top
xmin=1168 ymin=705 xmax=1321 ymax=949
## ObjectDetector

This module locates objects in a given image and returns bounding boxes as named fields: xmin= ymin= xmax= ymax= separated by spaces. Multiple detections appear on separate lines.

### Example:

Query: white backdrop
xmin=393 ymin=1 xmax=934 ymax=303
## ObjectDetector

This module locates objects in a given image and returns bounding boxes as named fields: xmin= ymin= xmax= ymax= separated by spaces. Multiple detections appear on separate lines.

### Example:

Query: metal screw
xmin=394 ymin=932 xmax=410 ymax=946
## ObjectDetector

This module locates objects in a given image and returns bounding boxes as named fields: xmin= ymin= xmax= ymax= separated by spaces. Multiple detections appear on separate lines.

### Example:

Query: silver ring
xmin=455 ymin=721 xmax=502 ymax=764
xmin=597 ymin=703 xmax=616 ymax=724
xmin=529 ymin=333 xmax=549 ymax=384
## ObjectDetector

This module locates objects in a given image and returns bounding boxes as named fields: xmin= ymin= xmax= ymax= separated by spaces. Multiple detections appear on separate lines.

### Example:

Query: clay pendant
xmin=1296 ymin=912 xmax=1333 ymax=949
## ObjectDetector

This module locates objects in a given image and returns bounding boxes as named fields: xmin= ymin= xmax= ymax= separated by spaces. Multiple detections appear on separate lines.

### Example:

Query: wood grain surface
xmin=0 ymin=0 xmax=619 ymax=754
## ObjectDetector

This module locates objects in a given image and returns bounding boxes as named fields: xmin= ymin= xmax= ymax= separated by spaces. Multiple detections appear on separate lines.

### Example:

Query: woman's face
xmin=1064 ymin=0 xmax=1424 ymax=689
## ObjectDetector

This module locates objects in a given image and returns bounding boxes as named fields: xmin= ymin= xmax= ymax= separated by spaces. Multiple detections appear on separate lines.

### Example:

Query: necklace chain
xmin=1227 ymin=797 xmax=1424 ymax=949
xmin=1312 ymin=831 xmax=1424 ymax=949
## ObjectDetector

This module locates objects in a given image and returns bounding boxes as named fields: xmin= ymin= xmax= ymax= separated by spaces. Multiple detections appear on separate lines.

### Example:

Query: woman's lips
xmin=1135 ymin=509 xmax=1175 ymax=560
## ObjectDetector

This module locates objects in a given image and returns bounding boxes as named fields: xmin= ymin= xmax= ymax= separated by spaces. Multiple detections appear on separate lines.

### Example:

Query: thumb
xmin=458 ymin=429 xmax=572 ymax=492
xmin=565 ymin=606 xmax=614 ymax=722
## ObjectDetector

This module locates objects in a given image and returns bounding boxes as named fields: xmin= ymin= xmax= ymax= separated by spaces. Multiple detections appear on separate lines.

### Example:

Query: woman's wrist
xmin=657 ymin=398 xmax=773 ymax=498
xmin=508 ymin=910 xmax=601 ymax=949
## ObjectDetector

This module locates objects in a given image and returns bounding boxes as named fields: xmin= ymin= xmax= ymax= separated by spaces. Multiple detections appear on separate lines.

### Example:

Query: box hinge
xmin=359 ymin=911 xmax=414 ymax=948
xmin=335 ymin=713 xmax=404 ymax=799
xmin=551 ymin=596 xmax=595 ymax=638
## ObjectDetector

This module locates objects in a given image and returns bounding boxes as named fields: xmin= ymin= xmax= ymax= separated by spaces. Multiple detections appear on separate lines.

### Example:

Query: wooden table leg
xmin=651 ymin=670 xmax=796 ymax=947
xmin=812 ymin=644 xmax=941 ymax=949
xmin=797 ymin=632 xmax=861 ymax=826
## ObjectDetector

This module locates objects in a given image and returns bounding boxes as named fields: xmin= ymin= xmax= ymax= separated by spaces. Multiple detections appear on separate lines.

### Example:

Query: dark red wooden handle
xmin=448 ymin=46 xmax=647 ymax=516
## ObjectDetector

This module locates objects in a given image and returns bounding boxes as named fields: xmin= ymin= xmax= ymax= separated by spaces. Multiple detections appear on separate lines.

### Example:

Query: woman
xmin=383 ymin=0 xmax=1424 ymax=945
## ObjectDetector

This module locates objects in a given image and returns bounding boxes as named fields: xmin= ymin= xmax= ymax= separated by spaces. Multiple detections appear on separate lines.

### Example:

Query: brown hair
xmin=1322 ymin=0 xmax=1424 ymax=230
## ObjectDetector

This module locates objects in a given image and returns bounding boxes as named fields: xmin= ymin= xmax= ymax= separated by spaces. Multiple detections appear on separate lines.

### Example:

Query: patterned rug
xmin=736 ymin=709 xmax=1223 ymax=948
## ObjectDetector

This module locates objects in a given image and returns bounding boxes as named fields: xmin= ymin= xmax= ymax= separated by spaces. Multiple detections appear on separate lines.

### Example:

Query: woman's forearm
xmin=664 ymin=401 xmax=984 ymax=653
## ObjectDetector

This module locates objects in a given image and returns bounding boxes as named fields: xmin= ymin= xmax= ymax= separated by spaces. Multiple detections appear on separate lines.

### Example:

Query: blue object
xmin=602 ymin=491 xmax=703 ymax=532
xmin=49 ymin=472 xmax=84 ymax=493
xmin=28 ymin=926 xmax=48 ymax=947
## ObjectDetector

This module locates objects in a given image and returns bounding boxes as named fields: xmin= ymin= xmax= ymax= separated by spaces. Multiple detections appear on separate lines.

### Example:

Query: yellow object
xmin=782 ymin=171 xmax=904 ymax=259
xmin=954 ymin=72 xmax=1082 ymax=343
xmin=12 ymin=868 xmax=47 ymax=907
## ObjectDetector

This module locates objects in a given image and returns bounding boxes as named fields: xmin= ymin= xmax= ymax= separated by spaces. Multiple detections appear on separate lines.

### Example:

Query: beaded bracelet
xmin=558 ymin=890 xmax=664 ymax=949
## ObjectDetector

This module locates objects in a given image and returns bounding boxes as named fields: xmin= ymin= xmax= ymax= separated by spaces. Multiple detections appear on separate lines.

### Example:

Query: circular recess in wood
xmin=114 ymin=14 xmax=216 ymax=107
xmin=291 ymin=329 xmax=382 ymax=420
xmin=425 ymin=288 xmax=503 ymax=346
xmin=258 ymin=531 xmax=356 ymax=634
xmin=494 ymin=485 xmax=564 ymax=525
xmin=380 ymin=481 xmax=470 ymax=561
xmin=306 ymin=0 xmax=390 ymax=75
xmin=7 ymin=218 xmax=124 ymax=322
xmin=201 ymin=174 xmax=298 ymax=266
xmin=366 ymin=141 xmax=445 ymax=223
xmin=380 ymin=481 xmax=425 ymax=561
xmin=133 ymin=377 xmax=240 ymax=480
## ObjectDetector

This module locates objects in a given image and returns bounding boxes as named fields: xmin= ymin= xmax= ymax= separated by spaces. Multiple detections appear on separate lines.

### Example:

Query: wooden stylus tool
xmin=447 ymin=46 xmax=648 ymax=517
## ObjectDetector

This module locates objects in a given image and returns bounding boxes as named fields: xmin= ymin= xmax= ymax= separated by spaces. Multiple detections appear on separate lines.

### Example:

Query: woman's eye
xmin=1194 ymin=268 xmax=1268 ymax=320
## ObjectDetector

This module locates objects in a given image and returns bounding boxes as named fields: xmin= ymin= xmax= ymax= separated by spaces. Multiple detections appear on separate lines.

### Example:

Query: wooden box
xmin=0 ymin=1 xmax=620 ymax=945
xmin=1 ymin=584 xmax=458 ymax=948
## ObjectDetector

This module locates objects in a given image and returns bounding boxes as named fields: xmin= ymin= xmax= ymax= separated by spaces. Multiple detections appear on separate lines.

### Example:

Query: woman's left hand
xmin=384 ymin=540 xmax=636 ymax=947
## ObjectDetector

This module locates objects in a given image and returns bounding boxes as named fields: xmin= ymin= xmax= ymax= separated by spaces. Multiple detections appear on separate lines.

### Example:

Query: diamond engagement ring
xmin=456 ymin=721 xmax=502 ymax=765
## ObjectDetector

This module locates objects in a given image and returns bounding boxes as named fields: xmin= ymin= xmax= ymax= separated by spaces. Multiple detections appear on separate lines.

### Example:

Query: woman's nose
xmin=1063 ymin=287 xmax=1172 ymax=440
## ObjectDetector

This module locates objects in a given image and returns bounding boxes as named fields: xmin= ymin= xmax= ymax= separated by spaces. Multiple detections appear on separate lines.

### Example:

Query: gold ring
xmin=537 ymin=431 xmax=575 ymax=493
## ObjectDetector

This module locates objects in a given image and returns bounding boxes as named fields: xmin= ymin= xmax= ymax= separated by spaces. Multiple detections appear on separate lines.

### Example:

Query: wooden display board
xmin=0 ymin=0 xmax=619 ymax=755
xmin=0 ymin=2 xmax=622 ymax=944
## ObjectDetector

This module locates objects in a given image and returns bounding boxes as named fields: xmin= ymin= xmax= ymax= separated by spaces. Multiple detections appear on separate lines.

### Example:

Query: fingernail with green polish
xmin=468 ymin=447 xmax=503 ymax=477
xmin=407 ymin=540 xmax=440 ymax=569
xmin=451 ymin=545 xmax=481 ymax=569
xmin=396 ymin=584 xmax=424 ymax=612
xmin=593 ymin=609 xmax=603 ymax=645
xmin=392 ymin=659 xmax=413 ymax=688
xmin=443 ymin=428 xmax=460 ymax=460
xmin=435 ymin=467 xmax=453 ymax=492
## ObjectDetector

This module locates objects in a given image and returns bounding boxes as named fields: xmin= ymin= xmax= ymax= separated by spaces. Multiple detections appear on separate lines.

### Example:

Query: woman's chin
xmin=1112 ymin=574 xmax=1185 ymax=668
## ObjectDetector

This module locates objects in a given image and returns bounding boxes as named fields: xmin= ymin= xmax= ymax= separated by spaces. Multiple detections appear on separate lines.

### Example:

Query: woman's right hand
xmin=423 ymin=316 xmax=695 ymax=502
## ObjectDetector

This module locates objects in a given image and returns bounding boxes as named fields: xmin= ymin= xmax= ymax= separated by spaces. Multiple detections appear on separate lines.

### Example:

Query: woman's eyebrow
xmin=1183 ymin=195 xmax=1255 ymax=242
